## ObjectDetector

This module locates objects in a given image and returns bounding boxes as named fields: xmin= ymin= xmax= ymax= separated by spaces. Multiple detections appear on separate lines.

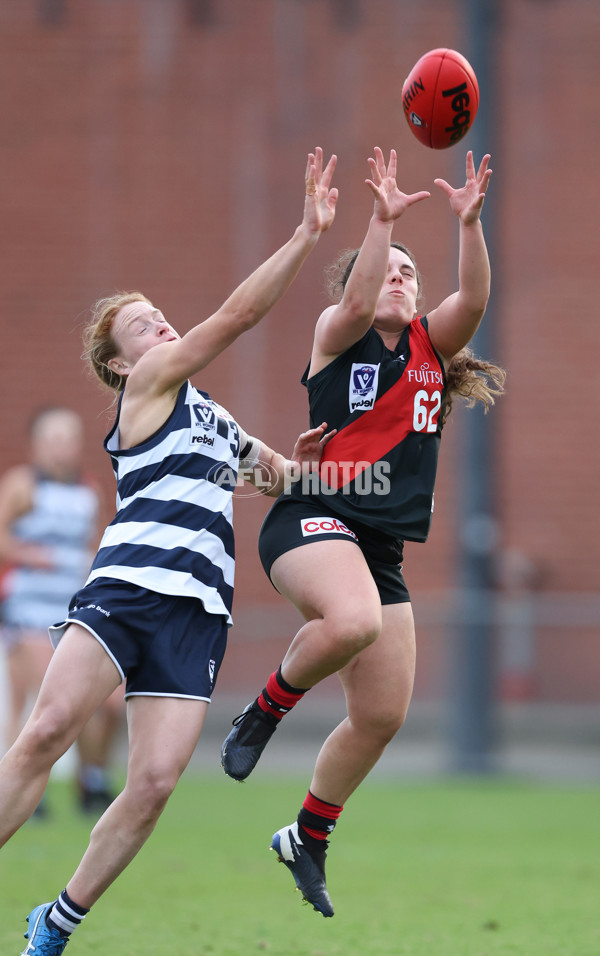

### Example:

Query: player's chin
xmin=375 ymin=314 xmax=411 ymax=333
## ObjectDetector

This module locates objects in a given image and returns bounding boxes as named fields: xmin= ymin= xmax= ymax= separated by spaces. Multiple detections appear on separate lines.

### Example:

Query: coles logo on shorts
xmin=300 ymin=517 xmax=358 ymax=541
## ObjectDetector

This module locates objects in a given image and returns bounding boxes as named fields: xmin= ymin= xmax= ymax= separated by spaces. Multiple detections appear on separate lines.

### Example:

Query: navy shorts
xmin=49 ymin=578 xmax=228 ymax=702
xmin=258 ymin=496 xmax=410 ymax=606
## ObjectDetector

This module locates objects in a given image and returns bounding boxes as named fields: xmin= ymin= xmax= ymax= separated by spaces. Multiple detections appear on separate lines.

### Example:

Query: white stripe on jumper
xmin=85 ymin=565 xmax=232 ymax=623
xmin=97 ymin=521 xmax=235 ymax=585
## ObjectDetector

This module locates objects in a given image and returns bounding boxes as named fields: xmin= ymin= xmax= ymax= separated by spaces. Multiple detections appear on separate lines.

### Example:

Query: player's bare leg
xmin=66 ymin=695 xmax=208 ymax=908
xmin=309 ymin=601 xmax=416 ymax=806
xmin=269 ymin=602 xmax=414 ymax=916
xmin=221 ymin=541 xmax=382 ymax=782
xmin=4 ymin=635 xmax=53 ymax=750
xmin=274 ymin=541 xmax=383 ymax=687
xmin=222 ymin=541 xmax=387 ymax=916
xmin=0 ymin=625 xmax=122 ymax=846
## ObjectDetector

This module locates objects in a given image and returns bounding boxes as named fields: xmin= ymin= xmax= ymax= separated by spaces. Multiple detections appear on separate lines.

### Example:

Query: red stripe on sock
xmin=265 ymin=671 xmax=305 ymax=710
xmin=303 ymin=790 xmax=343 ymax=820
xmin=303 ymin=825 xmax=329 ymax=841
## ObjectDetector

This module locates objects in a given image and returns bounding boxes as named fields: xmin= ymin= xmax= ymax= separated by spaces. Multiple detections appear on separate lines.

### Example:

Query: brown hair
xmin=81 ymin=291 xmax=153 ymax=392
xmin=325 ymin=244 xmax=504 ymax=421
xmin=325 ymin=241 xmax=424 ymax=304
xmin=442 ymin=347 xmax=506 ymax=424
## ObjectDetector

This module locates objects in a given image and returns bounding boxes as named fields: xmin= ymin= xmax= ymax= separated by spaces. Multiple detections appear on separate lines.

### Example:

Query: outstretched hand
xmin=302 ymin=147 xmax=338 ymax=238
xmin=366 ymin=147 xmax=430 ymax=223
xmin=434 ymin=151 xmax=492 ymax=225
xmin=290 ymin=421 xmax=336 ymax=470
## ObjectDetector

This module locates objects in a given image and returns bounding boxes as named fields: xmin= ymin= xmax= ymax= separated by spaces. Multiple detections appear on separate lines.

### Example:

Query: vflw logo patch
xmin=190 ymin=402 xmax=216 ymax=446
xmin=349 ymin=363 xmax=380 ymax=413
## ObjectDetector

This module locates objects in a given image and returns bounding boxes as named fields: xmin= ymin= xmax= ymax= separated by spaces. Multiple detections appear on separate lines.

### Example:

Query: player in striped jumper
xmin=0 ymin=406 xmax=124 ymax=816
xmin=0 ymin=148 xmax=337 ymax=955
xmin=221 ymin=149 xmax=505 ymax=916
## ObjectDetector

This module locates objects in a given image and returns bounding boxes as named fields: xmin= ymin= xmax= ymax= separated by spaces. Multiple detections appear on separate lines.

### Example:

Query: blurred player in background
xmin=0 ymin=406 xmax=124 ymax=815
xmin=0 ymin=148 xmax=337 ymax=956
xmin=221 ymin=149 xmax=505 ymax=917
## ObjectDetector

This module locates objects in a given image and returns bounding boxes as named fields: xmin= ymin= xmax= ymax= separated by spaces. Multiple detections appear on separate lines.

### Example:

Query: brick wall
xmin=0 ymin=0 xmax=598 ymax=700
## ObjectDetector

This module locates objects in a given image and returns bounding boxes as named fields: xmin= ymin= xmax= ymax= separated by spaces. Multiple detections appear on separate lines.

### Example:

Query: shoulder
xmin=410 ymin=315 xmax=435 ymax=349
xmin=410 ymin=315 xmax=446 ymax=373
xmin=307 ymin=326 xmax=376 ymax=385
xmin=0 ymin=464 xmax=35 ymax=492
xmin=411 ymin=315 xmax=428 ymax=334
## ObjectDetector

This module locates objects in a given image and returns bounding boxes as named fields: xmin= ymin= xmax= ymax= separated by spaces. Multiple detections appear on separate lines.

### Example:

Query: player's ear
xmin=107 ymin=356 xmax=130 ymax=375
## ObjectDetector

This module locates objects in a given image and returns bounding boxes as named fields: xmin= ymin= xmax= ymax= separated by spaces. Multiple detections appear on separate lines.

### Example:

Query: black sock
xmin=297 ymin=790 xmax=344 ymax=858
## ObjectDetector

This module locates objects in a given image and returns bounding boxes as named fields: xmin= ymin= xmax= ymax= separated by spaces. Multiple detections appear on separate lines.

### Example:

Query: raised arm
xmin=131 ymin=149 xmax=338 ymax=396
xmin=310 ymin=148 xmax=430 ymax=372
xmin=426 ymin=151 xmax=492 ymax=362
xmin=237 ymin=423 xmax=336 ymax=498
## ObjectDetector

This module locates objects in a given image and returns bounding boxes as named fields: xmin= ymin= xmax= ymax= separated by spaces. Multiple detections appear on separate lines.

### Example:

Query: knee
xmin=360 ymin=702 xmax=409 ymax=746
xmin=19 ymin=705 xmax=76 ymax=763
xmin=127 ymin=764 xmax=181 ymax=822
xmin=328 ymin=608 xmax=382 ymax=657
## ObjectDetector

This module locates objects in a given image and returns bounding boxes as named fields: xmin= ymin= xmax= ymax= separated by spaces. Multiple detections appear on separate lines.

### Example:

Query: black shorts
xmin=258 ymin=496 xmax=410 ymax=606
xmin=49 ymin=578 xmax=228 ymax=701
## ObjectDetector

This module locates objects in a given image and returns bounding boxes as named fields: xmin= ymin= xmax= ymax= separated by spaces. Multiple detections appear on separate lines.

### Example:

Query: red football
xmin=401 ymin=48 xmax=479 ymax=149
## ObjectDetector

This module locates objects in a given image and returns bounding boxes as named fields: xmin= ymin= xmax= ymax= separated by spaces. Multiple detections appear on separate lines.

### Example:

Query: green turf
xmin=1 ymin=774 xmax=597 ymax=955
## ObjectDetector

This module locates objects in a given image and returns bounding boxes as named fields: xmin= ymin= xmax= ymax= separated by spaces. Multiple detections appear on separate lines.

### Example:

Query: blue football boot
xmin=22 ymin=903 xmax=69 ymax=955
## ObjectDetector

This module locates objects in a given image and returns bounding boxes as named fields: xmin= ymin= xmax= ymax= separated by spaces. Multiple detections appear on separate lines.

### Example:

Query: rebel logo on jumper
xmin=349 ymin=363 xmax=380 ymax=413
xmin=190 ymin=402 xmax=216 ymax=446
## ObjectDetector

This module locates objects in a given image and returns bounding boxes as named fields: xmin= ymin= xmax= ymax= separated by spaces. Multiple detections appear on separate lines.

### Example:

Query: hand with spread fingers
xmin=302 ymin=147 xmax=338 ymax=238
xmin=366 ymin=146 xmax=430 ymax=223
xmin=434 ymin=150 xmax=492 ymax=224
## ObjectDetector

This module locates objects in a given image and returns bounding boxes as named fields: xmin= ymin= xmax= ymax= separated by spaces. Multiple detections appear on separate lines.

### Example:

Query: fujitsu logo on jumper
xmin=407 ymin=362 xmax=443 ymax=385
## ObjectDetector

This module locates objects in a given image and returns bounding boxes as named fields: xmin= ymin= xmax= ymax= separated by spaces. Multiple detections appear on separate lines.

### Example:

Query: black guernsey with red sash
xmin=295 ymin=316 xmax=447 ymax=542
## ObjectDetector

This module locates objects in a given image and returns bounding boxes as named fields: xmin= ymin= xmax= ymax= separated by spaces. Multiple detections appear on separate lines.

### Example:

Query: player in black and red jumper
xmin=221 ymin=148 xmax=505 ymax=917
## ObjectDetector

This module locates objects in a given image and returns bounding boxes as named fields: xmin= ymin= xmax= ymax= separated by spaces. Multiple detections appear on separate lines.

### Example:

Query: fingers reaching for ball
xmin=365 ymin=147 xmax=430 ymax=223
xmin=303 ymin=147 xmax=338 ymax=236
xmin=434 ymin=151 xmax=492 ymax=223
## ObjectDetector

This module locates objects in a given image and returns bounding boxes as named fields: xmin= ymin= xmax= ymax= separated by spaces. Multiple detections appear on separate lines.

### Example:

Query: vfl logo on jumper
xmin=190 ymin=402 xmax=216 ymax=446
xmin=349 ymin=363 xmax=380 ymax=412
xmin=300 ymin=517 xmax=358 ymax=541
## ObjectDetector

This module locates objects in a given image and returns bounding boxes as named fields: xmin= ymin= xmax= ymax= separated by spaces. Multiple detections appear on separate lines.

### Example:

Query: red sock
xmin=257 ymin=666 xmax=308 ymax=721
xmin=298 ymin=790 xmax=344 ymax=842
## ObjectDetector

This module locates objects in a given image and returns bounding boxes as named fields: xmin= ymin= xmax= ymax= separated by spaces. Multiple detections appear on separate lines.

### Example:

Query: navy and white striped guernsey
xmin=86 ymin=381 xmax=243 ymax=624
xmin=2 ymin=474 xmax=99 ymax=630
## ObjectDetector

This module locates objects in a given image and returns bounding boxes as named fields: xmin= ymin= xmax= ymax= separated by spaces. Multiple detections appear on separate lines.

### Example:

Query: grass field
xmin=1 ymin=774 xmax=597 ymax=955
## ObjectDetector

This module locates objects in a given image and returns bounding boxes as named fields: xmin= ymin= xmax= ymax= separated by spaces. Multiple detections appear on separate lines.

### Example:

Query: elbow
xmin=474 ymin=296 xmax=490 ymax=320
xmin=341 ymin=289 xmax=376 ymax=324
xmin=229 ymin=308 xmax=260 ymax=334
xmin=466 ymin=286 xmax=490 ymax=319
